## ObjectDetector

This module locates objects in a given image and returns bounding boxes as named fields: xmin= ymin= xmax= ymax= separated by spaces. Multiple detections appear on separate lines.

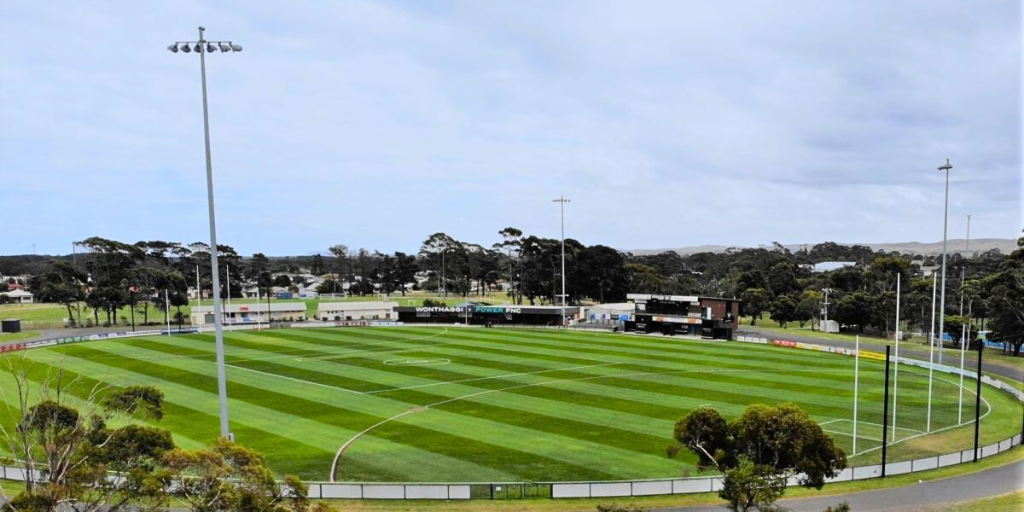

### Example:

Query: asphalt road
xmin=661 ymin=458 xmax=1023 ymax=511
xmin=737 ymin=326 xmax=1024 ymax=383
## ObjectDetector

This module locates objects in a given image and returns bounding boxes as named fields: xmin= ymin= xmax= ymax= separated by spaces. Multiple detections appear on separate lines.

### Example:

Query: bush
xmin=422 ymin=298 xmax=445 ymax=307
xmin=823 ymin=502 xmax=851 ymax=512
xmin=665 ymin=444 xmax=681 ymax=459
xmin=8 ymin=492 xmax=56 ymax=511
xmin=596 ymin=504 xmax=648 ymax=512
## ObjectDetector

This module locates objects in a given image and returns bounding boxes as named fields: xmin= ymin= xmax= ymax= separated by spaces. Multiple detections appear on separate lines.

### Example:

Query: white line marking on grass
xmin=224 ymin=364 xmax=364 ymax=395
xmin=329 ymin=408 xmax=422 ymax=482
xmin=817 ymin=419 xmax=843 ymax=426
xmin=831 ymin=417 xmax=929 ymax=434
xmin=823 ymin=429 xmax=882 ymax=443
xmin=362 ymin=362 xmax=622 ymax=394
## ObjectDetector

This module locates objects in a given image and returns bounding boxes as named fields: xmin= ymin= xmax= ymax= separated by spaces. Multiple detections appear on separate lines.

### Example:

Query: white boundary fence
xmin=0 ymin=326 xmax=1020 ymax=500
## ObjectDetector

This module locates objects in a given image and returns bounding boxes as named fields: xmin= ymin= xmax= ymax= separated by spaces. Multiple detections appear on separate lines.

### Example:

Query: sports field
xmin=0 ymin=327 xmax=1019 ymax=482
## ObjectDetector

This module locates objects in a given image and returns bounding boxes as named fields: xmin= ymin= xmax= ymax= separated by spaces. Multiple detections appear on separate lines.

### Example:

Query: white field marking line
xmin=817 ymin=419 xmax=844 ymax=426
xmin=224 ymin=363 xmax=364 ymax=395
xmin=329 ymin=408 xmax=420 ymax=482
xmin=822 ymin=429 xmax=883 ymax=443
xmin=850 ymin=367 xmax=992 ymax=458
xmin=830 ymin=418 xmax=925 ymax=435
xmin=362 ymin=361 xmax=623 ymax=395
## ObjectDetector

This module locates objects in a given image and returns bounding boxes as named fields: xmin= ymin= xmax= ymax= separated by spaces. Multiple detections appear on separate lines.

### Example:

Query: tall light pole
xmin=168 ymin=27 xmax=242 ymax=440
xmin=936 ymin=159 xmax=952 ymax=365
xmin=821 ymin=288 xmax=833 ymax=332
xmin=553 ymin=196 xmax=570 ymax=327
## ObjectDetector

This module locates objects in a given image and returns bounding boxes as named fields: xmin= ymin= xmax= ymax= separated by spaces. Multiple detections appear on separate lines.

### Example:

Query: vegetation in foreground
xmin=0 ymin=356 xmax=317 ymax=512
xmin=672 ymin=403 xmax=846 ymax=511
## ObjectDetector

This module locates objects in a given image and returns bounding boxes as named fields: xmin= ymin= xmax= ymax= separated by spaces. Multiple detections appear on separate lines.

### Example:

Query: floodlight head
xmin=230 ymin=43 xmax=243 ymax=52
xmin=938 ymin=159 xmax=952 ymax=171
xmin=194 ymin=43 xmax=203 ymax=53
xmin=182 ymin=44 xmax=192 ymax=53
xmin=207 ymin=42 xmax=217 ymax=53
xmin=219 ymin=42 xmax=231 ymax=52
xmin=168 ymin=44 xmax=179 ymax=53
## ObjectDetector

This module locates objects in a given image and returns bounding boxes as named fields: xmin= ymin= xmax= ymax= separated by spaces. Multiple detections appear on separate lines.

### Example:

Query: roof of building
xmin=627 ymin=293 xmax=699 ymax=303
xmin=192 ymin=303 xmax=306 ymax=313
xmin=812 ymin=261 xmax=857 ymax=272
xmin=318 ymin=301 xmax=398 ymax=312
xmin=1 ymin=289 xmax=33 ymax=297
xmin=589 ymin=302 xmax=633 ymax=310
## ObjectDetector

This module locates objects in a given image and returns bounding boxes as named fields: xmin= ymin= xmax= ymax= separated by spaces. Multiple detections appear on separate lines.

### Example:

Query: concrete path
xmin=737 ymin=326 xmax=1023 ymax=383
xmin=660 ymin=458 xmax=1023 ymax=511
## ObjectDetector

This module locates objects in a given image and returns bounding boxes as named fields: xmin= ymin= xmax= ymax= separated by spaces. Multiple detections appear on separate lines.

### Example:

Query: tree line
xmin=8 ymin=233 xmax=1023 ymax=355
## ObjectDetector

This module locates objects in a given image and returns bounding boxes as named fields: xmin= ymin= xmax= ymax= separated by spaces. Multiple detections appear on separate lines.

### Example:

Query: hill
xmin=625 ymin=238 xmax=1017 ymax=256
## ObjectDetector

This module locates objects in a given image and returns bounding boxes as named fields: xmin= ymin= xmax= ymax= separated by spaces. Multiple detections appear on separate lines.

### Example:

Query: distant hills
xmin=625 ymin=238 xmax=1019 ymax=257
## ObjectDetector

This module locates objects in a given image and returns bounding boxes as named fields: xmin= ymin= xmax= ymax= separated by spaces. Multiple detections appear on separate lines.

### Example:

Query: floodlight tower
xmin=168 ymin=27 xmax=242 ymax=440
xmin=936 ymin=159 xmax=952 ymax=365
xmin=553 ymin=196 xmax=570 ymax=327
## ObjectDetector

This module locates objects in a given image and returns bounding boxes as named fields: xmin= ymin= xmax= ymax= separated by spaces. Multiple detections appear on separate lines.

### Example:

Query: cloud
xmin=1 ymin=0 xmax=1020 ymax=256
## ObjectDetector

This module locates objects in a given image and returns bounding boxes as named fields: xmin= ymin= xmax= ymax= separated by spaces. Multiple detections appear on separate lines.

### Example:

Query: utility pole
xmin=936 ymin=159 xmax=953 ymax=365
xmin=553 ymin=196 xmax=570 ymax=327
xmin=822 ymin=288 xmax=833 ymax=332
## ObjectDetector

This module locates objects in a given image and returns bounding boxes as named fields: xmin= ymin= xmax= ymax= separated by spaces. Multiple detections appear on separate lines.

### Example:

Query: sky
xmin=1 ymin=0 xmax=1021 ymax=257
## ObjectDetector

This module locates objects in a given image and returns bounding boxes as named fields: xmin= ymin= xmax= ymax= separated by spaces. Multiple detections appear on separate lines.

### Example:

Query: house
xmin=190 ymin=302 xmax=307 ymax=326
xmin=317 ymin=301 xmax=398 ymax=321
xmin=1 ymin=289 xmax=34 ymax=303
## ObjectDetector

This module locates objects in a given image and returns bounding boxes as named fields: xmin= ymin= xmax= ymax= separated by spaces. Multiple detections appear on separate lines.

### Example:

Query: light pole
xmin=936 ymin=159 xmax=952 ymax=365
xmin=553 ymin=196 xmax=570 ymax=327
xmin=821 ymin=288 xmax=833 ymax=332
xmin=168 ymin=27 xmax=242 ymax=440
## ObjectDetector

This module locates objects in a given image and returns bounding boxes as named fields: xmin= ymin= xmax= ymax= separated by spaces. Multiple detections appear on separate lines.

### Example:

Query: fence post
xmin=881 ymin=345 xmax=891 ymax=477
xmin=973 ymin=343 xmax=983 ymax=462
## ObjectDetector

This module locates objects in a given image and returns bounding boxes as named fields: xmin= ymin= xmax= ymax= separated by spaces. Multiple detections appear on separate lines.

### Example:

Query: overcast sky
xmin=2 ymin=1 xmax=1021 ymax=256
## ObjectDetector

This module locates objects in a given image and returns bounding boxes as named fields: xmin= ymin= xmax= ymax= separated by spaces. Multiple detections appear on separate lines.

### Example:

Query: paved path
xmin=660 ymin=458 xmax=1023 ymax=511
xmin=737 ymin=326 xmax=1023 ymax=383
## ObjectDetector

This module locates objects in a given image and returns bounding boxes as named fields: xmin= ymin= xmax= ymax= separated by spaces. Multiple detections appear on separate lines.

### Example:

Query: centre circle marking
xmin=383 ymin=358 xmax=451 ymax=366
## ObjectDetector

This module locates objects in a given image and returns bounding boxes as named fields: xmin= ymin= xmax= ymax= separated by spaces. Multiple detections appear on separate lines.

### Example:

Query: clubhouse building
xmin=191 ymin=303 xmax=307 ymax=326
xmin=624 ymin=293 xmax=740 ymax=339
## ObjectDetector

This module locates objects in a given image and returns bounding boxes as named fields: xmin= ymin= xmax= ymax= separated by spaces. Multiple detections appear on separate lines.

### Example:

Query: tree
xmin=718 ymin=457 xmax=787 ymax=512
xmin=1 ymin=357 xmax=174 ymax=507
xmin=273 ymin=274 xmax=292 ymax=287
xmin=578 ymin=245 xmax=629 ymax=303
xmin=767 ymin=262 xmax=799 ymax=297
xmin=740 ymin=289 xmax=769 ymax=325
xmin=834 ymin=291 xmax=873 ymax=332
xmin=769 ymin=295 xmax=797 ymax=328
xmin=163 ymin=438 xmax=308 ymax=512
xmin=795 ymin=290 xmax=820 ymax=329
xmin=310 ymin=254 xmax=324 ymax=275
xmin=981 ymin=238 xmax=1024 ymax=355
xmin=393 ymin=252 xmax=418 ymax=296
xmin=671 ymin=403 xmax=846 ymax=511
